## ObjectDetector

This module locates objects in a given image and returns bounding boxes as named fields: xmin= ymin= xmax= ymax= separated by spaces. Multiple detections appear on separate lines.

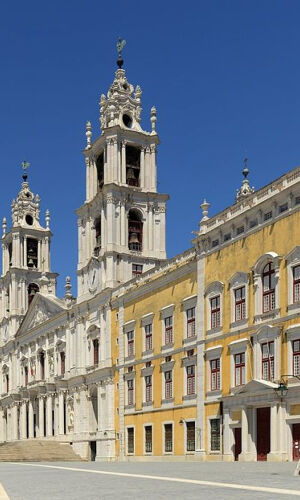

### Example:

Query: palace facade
xmin=1 ymin=60 xmax=300 ymax=462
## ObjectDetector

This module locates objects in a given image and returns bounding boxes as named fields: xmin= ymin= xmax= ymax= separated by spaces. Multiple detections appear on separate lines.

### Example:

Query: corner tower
xmin=76 ymin=56 xmax=168 ymax=300
xmin=0 ymin=165 xmax=58 ymax=340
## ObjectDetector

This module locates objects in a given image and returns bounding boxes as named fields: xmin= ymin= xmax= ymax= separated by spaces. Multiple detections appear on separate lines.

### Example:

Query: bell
xmin=30 ymin=289 xmax=36 ymax=297
xmin=129 ymin=232 xmax=139 ymax=244
xmin=28 ymin=258 xmax=34 ymax=267
xmin=126 ymin=168 xmax=135 ymax=180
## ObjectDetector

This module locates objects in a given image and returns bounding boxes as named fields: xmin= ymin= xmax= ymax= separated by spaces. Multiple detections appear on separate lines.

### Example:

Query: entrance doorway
xmin=257 ymin=407 xmax=270 ymax=461
xmin=234 ymin=427 xmax=241 ymax=461
xmin=292 ymin=424 xmax=300 ymax=461
xmin=90 ymin=441 xmax=97 ymax=461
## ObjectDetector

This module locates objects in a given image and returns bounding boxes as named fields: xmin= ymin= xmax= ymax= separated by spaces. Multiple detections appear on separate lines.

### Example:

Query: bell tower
xmin=76 ymin=48 xmax=168 ymax=300
xmin=0 ymin=163 xmax=58 ymax=340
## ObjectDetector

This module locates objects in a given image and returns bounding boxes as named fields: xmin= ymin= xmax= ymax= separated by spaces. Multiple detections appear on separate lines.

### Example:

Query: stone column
xmin=240 ymin=407 xmax=249 ymax=459
xmin=20 ymin=402 xmax=27 ymax=440
xmin=28 ymin=401 xmax=34 ymax=438
xmin=46 ymin=395 xmax=53 ymax=437
xmin=39 ymin=397 xmax=44 ymax=438
xmin=223 ymin=408 xmax=234 ymax=461
xmin=140 ymin=148 xmax=145 ymax=188
xmin=10 ymin=405 xmax=18 ymax=441
xmin=121 ymin=142 xmax=126 ymax=184
xmin=58 ymin=392 xmax=65 ymax=435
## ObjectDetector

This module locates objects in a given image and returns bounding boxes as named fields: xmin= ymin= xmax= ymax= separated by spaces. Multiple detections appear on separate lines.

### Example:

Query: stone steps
xmin=0 ymin=440 xmax=84 ymax=461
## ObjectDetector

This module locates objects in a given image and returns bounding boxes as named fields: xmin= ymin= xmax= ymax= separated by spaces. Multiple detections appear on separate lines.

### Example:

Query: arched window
xmin=128 ymin=209 xmax=143 ymax=251
xmin=126 ymin=145 xmax=140 ymax=187
xmin=96 ymin=152 xmax=104 ymax=190
xmin=28 ymin=283 xmax=39 ymax=306
xmin=27 ymin=238 xmax=38 ymax=268
xmin=94 ymin=217 xmax=101 ymax=248
xmin=262 ymin=263 xmax=275 ymax=313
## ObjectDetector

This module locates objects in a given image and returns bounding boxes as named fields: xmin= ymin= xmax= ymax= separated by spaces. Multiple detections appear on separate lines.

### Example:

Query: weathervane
xmin=21 ymin=160 xmax=30 ymax=182
xmin=117 ymin=38 xmax=126 ymax=69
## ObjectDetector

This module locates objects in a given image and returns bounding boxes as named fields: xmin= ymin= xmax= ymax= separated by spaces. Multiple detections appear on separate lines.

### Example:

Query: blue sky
xmin=1 ymin=0 xmax=300 ymax=296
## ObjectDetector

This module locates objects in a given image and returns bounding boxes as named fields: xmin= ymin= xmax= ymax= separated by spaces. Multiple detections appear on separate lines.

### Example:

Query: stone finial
xmin=85 ymin=121 xmax=92 ymax=149
xmin=45 ymin=209 xmax=50 ymax=229
xmin=200 ymin=199 xmax=210 ymax=222
xmin=2 ymin=217 xmax=7 ymax=236
xmin=65 ymin=276 xmax=72 ymax=302
xmin=150 ymin=106 xmax=157 ymax=134
xmin=236 ymin=157 xmax=255 ymax=202
xmin=135 ymin=85 xmax=142 ymax=102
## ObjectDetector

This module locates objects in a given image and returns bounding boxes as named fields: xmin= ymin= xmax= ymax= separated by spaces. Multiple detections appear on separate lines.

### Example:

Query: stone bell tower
xmin=76 ymin=50 xmax=169 ymax=301
xmin=0 ymin=163 xmax=58 ymax=340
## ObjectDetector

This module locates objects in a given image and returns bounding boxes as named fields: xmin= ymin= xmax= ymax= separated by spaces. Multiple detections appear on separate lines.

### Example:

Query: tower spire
xmin=236 ymin=157 xmax=255 ymax=202
xmin=117 ymin=38 xmax=126 ymax=69
xmin=21 ymin=160 xmax=30 ymax=183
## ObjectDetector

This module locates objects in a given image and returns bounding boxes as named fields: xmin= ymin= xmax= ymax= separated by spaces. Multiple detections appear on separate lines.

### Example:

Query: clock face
xmin=88 ymin=267 xmax=99 ymax=292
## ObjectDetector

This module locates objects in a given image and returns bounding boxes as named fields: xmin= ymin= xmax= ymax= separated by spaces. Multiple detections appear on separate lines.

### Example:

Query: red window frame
xmin=127 ymin=379 xmax=134 ymax=406
xmin=262 ymin=263 xmax=275 ymax=313
xmin=210 ymin=296 xmax=220 ymax=329
xmin=210 ymin=358 xmax=220 ymax=391
xmin=187 ymin=307 xmax=196 ymax=338
xmin=165 ymin=370 xmax=172 ymax=399
xmin=145 ymin=324 xmax=153 ymax=351
xmin=234 ymin=352 xmax=245 ymax=386
xmin=164 ymin=316 xmax=173 ymax=345
xmin=293 ymin=265 xmax=300 ymax=304
xmin=235 ymin=287 xmax=246 ymax=321
xmin=127 ymin=331 xmax=134 ymax=357
xmin=293 ymin=339 xmax=300 ymax=377
xmin=60 ymin=351 xmax=66 ymax=375
xmin=262 ymin=341 xmax=274 ymax=381
xmin=187 ymin=365 xmax=195 ymax=395
xmin=145 ymin=375 xmax=152 ymax=402
xmin=93 ymin=339 xmax=99 ymax=367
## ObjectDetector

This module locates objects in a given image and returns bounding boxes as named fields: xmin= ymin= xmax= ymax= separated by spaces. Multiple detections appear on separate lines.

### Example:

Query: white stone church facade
xmin=0 ymin=64 xmax=168 ymax=460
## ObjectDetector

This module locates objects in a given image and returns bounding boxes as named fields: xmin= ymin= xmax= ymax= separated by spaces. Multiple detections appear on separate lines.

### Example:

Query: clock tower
xmin=76 ymin=56 xmax=168 ymax=301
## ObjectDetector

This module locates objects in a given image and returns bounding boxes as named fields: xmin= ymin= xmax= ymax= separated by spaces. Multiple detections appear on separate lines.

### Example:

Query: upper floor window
xmin=127 ymin=331 xmax=134 ymax=358
xmin=60 ymin=351 xmax=66 ymax=375
xmin=94 ymin=217 xmax=101 ymax=250
xmin=27 ymin=238 xmax=38 ymax=268
xmin=5 ymin=374 xmax=9 ymax=393
xmin=210 ymin=358 xmax=220 ymax=391
xmin=132 ymin=263 xmax=143 ymax=277
xmin=127 ymin=379 xmax=134 ymax=406
xmin=210 ymin=296 xmax=220 ymax=329
xmin=145 ymin=324 xmax=153 ymax=351
xmin=164 ymin=316 xmax=173 ymax=345
xmin=24 ymin=365 xmax=28 ymax=386
xmin=93 ymin=339 xmax=99 ymax=367
xmin=293 ymin=340 xmax=300 ymax=377
xmin=187 ymin=307 xmax=195 ymax=338
xmin=165 ymin=370 xmax=173 ymax=399
xmin=293 ymin=265 xmax=300 ymax=303
xmin=186 ymin=365 xmax=195 ymax=395
xmin=262 ymin=263 xmax=275 ymax=313
xmin=262 ymin=341 xmax=274 ymax=381
xmin=235 ymin=287 xmax=246 ymax=321
xmin=128 ymin=209 xmax=143 ymax=252
xmin=145 ymin=375 xmax=152 ymax=402
xmin=126 ymin=145 xmax=140 ymax=187
xmin=234 ymin=353 xmax=245 ymax=386
xmin=28 ymin=283 xmax=39 ymax=307
xmin=39 ymin=351 xmax=45 ymax=380
xmin=96 ymin=152 xmax=104 ymax=190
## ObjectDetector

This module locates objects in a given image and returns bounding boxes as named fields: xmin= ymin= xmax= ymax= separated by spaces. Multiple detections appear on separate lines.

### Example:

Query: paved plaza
xmin=0 ymin=461 xmax=299 ymax=499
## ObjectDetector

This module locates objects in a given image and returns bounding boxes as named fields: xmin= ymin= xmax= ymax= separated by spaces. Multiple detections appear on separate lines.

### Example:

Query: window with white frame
xmin=127 ymin=427 xmax=134 ymax=454
xmin=210 ymin=418 xmax=220 ymax=451
xmin=145 ymin=425 xmax=152 ymax=453
xmin=293 ymin=265 xmax=300 ymax=303
xmin=293 ymin=339 xmax=300 ymax=376
xmin=186 ymin=365 xmax=195 ymax=395
xmin=229 ymin=272 xmax=249 ymax=328
xmin=187 ymin=307 xmax=195 ymax=338
xmin=205 ymin=281 xmax=224 ymax=332
xmin=145 ymin=375 xmax=152 ymax=402
xmin=262 ymin=341 xmax=274 ymax=381
xmin=127 ymin=378 xmax=134 ymax=406
xmin=164 ymin=316 xmax=173 ymax=345
xmin=210 ymin=296 xmax=220 ymax=329
xmin=127 ymin=331 xmax=134 ymax=357
xmin=234 ymin=353 xmax=245 ymax=386
xmin=253 ymin=254 xmax=280 ymax=320
xmin=286 ymin=247 xmax=300 ymax=314
xmin=165 ymin=370 xmax=172 ymax=399
xmin=186 ymin=421 xmax=195 ymax=452
xmin=262 ymin=263 xmax=275 ymax=313
xmin=164 ymin=423 xmax=173 ymax=452
xmin=210 ymin=359 xmax=220 ymax=391
xmin=235 ymin=287 xmax=246 ymax=321
xmin=145 ymin=324 xmax=153 ymax=351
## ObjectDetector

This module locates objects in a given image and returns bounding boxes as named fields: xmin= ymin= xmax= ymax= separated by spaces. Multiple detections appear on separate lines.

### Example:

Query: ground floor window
xmin=145 ymin=425 xmax=152 ymax=453
xmin=164 ymin=423 xmax=173 ymax=452
xmin=210 ymin=419 xmax=220 ymax=451
xmin=186 ymin=421 xmax=195 ymax=452
xmin=127 ymin=427 xmax=134 ymax=454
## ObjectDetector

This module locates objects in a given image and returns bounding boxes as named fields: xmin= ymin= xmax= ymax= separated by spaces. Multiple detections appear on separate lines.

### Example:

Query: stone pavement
xmin=0 ymin=461 xmax=299 ymax=499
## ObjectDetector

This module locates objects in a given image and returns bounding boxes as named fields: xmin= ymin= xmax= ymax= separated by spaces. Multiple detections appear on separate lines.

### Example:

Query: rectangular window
xmin=145 ymin=375 xmax=152 ymax=402
xmin=164 ymin=423 xmax=173 ymax=452
xmin=235 ymin=286 xmax=246 ymax=321
xmin=262 ymin=341 xmax=274 ymax=381
xmin=145 ymin=323 xmax=153 ymax=351
xmin=249 ymin=219 xmax=258 ymax=228
xmin=293 ymin=265 xmax=300 ymax=303
xmin=212 ymin=239 xmax=219 ymax=248
xmin=263 ymin=264 xmax=275 ymax=313
xmin=237 ymin=226 xmax=244 ymax=235
xmin=6 ymin=374 xmax=9 ymax=393
xmin=210 ymin=296 xmax=220 ymax=329
xmin=279 ymin=203 xmax=288 ymax=213
xmin=164 ymin=316 xmax=173 ymax=345
xmin=186 ymin=365 xmax=195 ymax=395
xmin=264 ymin=211 xmax=272 ymax=221
xmin=127 ymin=427 xmax=134 ymax=454
xmin=60 ymin=351 xmax=66 ymax=375
xmin=127 ymin=331 xmax=134 ymax=357
xmin=224 ymin=233 xmax=231 ymax=242
xmin=132 ymin=264 xmax=143 ymax=277
xmin=186 ymin=307 xmax=196 ymax=338
xmin=127 ymin=379 xmax=134 ymax=406
xmin=93 ymin=339 xmax=99 ymax=367
xmin=165 ymin=370 xmax=172 ymax=399
xmin=210 ymin=358 xmax=220 ymax=391
xmin=210 ymin=419 xmax=220 ymax=451
xmin=296 ymin=196 xmax=300 ymax=205
xmin=186 ymin=421 xmax=195 ymax=452
xmin=234 ymin=352 xmax=245 ymax=386
xmin=24 ymin=366 xmax=28 ymax=386
xmin=293 ymin=340 xmax=300 ymax=377
xmin=145 ymin=425 xmax=152 ymax=453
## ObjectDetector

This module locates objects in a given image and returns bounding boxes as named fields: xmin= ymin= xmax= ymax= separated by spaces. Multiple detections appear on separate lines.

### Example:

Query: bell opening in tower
xmin=96 ymin=152 xmax=104 ymax=190
xmin=128 ymin=209 xmax=143 ymax=251
xmin=126 ymin=145 xmax=140 ymax=187
xmin=8 ymin=243 xmax=12 ymax=267
xmin=27 ymin=238 xmax=38 ymax=268
xmin=28 ymin=283 xmax=40 ymax=306
xmin=94 ymin=216 xmax=101 ymax=256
